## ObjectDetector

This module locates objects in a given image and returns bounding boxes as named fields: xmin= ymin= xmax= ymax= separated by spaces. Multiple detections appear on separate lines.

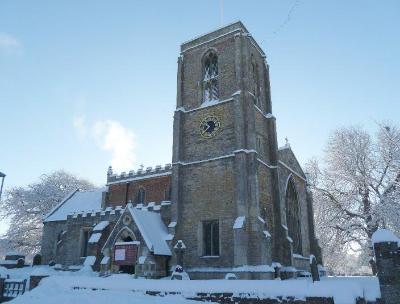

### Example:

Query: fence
xmin=0 ymin=278 xmax=27 ymax=302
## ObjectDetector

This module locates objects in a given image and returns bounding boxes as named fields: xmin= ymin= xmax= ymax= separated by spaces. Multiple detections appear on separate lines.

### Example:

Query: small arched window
xmin=137 ymin=187 xmax=145 ymax=204
xmin=203 ymin=52 xmax=219 ymax=102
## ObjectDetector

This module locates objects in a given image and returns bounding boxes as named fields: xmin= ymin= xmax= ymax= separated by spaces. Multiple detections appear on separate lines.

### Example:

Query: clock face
xmin=200 ymin=115 xmax=221 ymax=139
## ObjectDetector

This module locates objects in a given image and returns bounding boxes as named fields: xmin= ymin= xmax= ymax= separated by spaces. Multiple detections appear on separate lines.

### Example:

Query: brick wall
xmin=107 ymin=175 xmax=171 ymax=207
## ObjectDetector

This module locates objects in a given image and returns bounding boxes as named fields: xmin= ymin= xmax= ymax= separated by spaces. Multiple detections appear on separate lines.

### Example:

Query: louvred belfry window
xmin=203 ymin=52 xmax=219 ymax=102
xmin=251 ymin=56 xmax=260 ymax=107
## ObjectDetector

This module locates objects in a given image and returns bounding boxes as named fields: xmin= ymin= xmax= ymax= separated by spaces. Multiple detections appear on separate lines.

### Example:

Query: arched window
xmin=203 ymin=52 xmax=219 ymax=102
xmin=251 ymin=55 xmax=260 ymax=107
xmin=285 ymin=178 xmax=302 ymax=254
xmin=137 ymin=187 xmax=145 ymax=204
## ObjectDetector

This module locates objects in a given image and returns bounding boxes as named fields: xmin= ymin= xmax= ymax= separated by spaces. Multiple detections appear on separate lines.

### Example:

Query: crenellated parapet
xmin=66 ymin=205 xmax=124 ymax=221
xmin=106 ymin=164 xmax=172 ymax=184
xmin=65 ymin=200 xmax=173 ymax=228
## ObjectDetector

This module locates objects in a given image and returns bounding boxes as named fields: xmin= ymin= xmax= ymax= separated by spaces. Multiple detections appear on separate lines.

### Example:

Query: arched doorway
xmin=114 ymin=228 xmax=138 ymax=274
xmin=285 ymin=177 xmax=302 ymax=255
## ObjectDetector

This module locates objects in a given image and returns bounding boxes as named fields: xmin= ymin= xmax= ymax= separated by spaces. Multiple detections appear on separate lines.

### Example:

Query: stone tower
xmin=171 ymin=22 xmax=288 ymax=278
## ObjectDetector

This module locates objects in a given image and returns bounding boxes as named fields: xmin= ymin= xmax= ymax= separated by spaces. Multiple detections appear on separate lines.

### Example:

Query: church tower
xmin=171 ymin=22 xmax=288 ymax=278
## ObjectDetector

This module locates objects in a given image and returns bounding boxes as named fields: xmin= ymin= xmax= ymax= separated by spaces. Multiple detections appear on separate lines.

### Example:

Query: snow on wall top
xmin=233 ymin=216 xmax=245 ymax=229
xmin=372 ymin=228 xmax=399 ymax=245
xmin=44 ymin=188 xmax=104 ymax=222
xmin=107 ymin=164 xmax=171 ymax=185
xmin=93 ymin=221 xmax=109 ymax=232
xmin=127 ymin=204 xmax=172 ymax=256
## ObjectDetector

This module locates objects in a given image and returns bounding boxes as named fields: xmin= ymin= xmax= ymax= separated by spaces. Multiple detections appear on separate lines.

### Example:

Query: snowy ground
xmin=1 ymin=266 xmax=380 ymax=304
xmin=10 ymin=277 xmax=203 ymax=304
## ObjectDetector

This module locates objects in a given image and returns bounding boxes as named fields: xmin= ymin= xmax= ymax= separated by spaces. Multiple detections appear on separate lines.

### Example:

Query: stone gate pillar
xmin=372 ymin=229 xmax=400 ymax=304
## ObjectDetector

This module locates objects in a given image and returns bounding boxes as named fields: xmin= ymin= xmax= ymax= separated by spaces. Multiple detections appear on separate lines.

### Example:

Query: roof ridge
xmin=43 ymin=188 xmax=79 ymax=221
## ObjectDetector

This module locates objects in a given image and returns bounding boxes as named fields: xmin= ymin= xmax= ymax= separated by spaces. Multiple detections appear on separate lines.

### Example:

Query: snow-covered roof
xmin=372 ymin=228 xmax=399 ymax=245
xmin=93 ymin=221 xmax=109 ymax=232
xmin=127 ymin=204 xmax=172 ymax=256
xmin=233 ymin=216 xmax=245 ymax=229
xmin=100 ymin=256 xmax=110 ymax=265
xmin=83 ymin=256 xmax=96 ymax=266
xmin=263 ymin=230 xmax=271 ymax=238
xmin=5 ymin=251 xmax=24 ymax=257
xmin=88 ymin=233 xmax=102 ymax=244
xmin=44 ymin=188 xmax=104 ymax=222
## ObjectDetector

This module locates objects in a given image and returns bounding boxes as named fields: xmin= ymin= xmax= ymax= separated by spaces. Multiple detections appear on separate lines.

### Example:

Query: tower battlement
xmin=106 ymin=164 xmax=172 ymax=184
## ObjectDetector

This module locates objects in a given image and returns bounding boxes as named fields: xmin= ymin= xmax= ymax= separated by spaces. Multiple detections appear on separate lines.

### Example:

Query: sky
xmin=1 ymin=0 xmax=399 ymax=192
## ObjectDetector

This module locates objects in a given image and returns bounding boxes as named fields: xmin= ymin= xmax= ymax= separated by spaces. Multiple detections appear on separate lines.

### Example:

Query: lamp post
xmin=0 ymin=172 xmax=5 ymax=200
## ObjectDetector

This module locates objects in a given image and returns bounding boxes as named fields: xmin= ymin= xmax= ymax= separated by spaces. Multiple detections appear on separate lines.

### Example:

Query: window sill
xmin=200 ymin=255 xmax=220 ymax=259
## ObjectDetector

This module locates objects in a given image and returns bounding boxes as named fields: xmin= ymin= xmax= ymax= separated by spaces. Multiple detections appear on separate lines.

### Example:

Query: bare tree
xmin=306 ymin=123 xmax=400 ymax=273
xmin=0 ymin=170 xmax=94 ymax=255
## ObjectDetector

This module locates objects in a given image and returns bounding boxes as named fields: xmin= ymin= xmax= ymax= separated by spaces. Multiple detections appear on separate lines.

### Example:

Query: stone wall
xmin=51 ymin=207 xmax=123 ymax=267
xmin=178 ymin=158 xmax=236 ymax=269
xmin=41 ymin=221 xmax=67 ymax=265
xmin=180 ymin=102 xmax=236 ymax=162
xmin=277 ymin=148 xmax=312 ymax=263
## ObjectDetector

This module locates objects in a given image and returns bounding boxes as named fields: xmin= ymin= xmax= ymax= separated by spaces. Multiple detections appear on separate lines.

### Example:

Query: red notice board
xmin=114 ymin=243 xmax=138 ymax=266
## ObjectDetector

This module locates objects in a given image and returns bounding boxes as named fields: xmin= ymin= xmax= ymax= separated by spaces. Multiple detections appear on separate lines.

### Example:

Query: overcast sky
xmin=1 ymin=0 xmax=399 ymax=191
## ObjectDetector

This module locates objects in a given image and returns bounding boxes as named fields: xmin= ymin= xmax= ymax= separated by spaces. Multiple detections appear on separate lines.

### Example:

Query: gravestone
xmin=16 ymin=258 xmax=25 ymax=268
xmin=310 ymin=255 xmax=320 ymax=282
xmin=174 ymin=240 xmax=186 ymax=267
xmin=32 ymin=254 xmax=42 ymax=266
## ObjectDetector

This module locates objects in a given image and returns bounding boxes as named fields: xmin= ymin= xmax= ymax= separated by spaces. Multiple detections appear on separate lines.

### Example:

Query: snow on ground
xmin=2 ymin=266 xmax=380 ymax=304
xmin=321 ymin=276 xmax=380 ymax=303
xmin=10 ymin=276 xmax=203 ymax=304
xmin=7 ymin=273 xmax=380 ymax=304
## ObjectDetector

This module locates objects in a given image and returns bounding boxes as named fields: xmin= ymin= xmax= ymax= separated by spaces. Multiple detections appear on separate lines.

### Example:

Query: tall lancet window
xmin=203 ymin=52 xmax=219 ymax=102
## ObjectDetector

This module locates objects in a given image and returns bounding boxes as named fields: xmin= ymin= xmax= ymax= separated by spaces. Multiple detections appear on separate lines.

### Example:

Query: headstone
xmin=171 ymin=265 xmax=189 ymax=280
xmin=29 ymin=275 xmax=48 ymax=290
xmin=174 ymin=240 xmax=186 ymax=268
xmin=272 ymin=262 xmax=281 ymax=279
xmin=309 ymin=255 xmax=320 ymax=282
xmin=32 ymin=254 xmax=42 ymax=266
xmin=16 ymin=258 xmax=25 ymax=268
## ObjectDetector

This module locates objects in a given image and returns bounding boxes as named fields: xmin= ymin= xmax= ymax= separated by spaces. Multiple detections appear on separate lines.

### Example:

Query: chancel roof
xmin=44 ymin=188 xmax=104 ymax=222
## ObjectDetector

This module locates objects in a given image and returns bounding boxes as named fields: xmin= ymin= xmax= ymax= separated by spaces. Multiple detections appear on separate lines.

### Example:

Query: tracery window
xmin=203 ymin=52 xmax=219 ymax=102
xmin=285 ymin=178 xmax=302 ymax=254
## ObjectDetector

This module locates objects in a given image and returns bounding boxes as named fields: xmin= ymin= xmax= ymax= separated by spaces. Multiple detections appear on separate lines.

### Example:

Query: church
xmin=41 ymin=21 xmax=322 ymax=280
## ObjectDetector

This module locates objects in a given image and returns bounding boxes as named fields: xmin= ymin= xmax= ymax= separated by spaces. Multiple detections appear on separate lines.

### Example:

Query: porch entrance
xmin=114 ymin=235 xmax=139 ymax=274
